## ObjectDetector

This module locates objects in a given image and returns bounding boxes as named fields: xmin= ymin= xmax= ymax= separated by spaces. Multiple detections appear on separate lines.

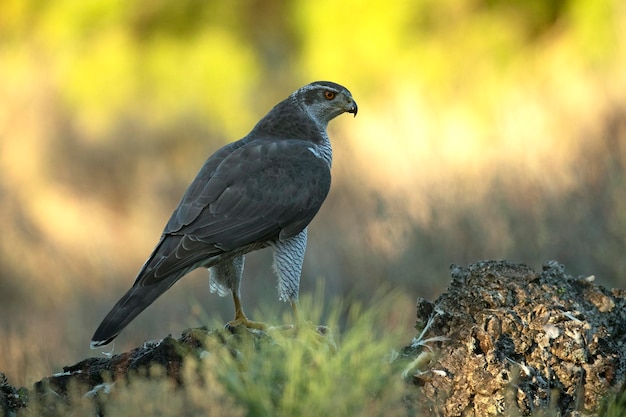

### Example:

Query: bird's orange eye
xmin=324 ymin=91 xmax=336 ymax=100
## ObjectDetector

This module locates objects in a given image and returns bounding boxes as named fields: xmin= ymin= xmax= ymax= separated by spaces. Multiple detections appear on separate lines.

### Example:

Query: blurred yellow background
xmin=1 ymin=0 xmax=625 ymax=386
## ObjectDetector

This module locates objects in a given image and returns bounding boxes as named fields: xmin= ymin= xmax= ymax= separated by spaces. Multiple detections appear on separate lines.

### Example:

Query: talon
xmin=226 ymin=291 xmax=267 ymax=331
xmin=225 ymin=317 xmax=267 ymax=331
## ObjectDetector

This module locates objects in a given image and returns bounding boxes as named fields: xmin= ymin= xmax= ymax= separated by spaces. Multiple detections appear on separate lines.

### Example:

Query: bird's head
xmin=293 ymin=81 xmax=358 ymax=127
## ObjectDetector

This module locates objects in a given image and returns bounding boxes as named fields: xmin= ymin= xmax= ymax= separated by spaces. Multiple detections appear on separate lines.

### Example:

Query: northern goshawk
xmin=91 ymin=81 xmax=357 ymax=347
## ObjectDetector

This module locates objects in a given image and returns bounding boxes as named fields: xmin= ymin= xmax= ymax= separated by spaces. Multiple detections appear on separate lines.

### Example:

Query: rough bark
xmin=401 ymin=260 xmax=626 ymax=416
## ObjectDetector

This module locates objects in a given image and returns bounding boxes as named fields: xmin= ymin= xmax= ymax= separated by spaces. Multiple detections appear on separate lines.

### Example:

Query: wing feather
xmin=137 ymin=138 xmax=330 ymax=286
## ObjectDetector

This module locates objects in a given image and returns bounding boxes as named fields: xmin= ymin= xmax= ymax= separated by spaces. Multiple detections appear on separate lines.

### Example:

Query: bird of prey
xmin=91 ymin=81 xmax=357 ymax=348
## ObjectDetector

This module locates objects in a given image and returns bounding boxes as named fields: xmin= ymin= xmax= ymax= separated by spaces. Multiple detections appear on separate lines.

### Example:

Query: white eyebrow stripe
xmin=292 ymin=83 xmax=340 ymax=96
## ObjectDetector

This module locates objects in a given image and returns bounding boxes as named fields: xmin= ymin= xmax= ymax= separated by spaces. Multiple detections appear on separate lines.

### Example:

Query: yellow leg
xmin=226 ymin=292 xmax=266 ymax=330
xmin=290 ymin=301 xmax=301 ymax=324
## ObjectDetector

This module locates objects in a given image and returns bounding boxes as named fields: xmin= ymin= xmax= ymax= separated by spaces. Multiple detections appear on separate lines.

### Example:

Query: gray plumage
xmin=91 ymin=81 xmax=357 ymax=347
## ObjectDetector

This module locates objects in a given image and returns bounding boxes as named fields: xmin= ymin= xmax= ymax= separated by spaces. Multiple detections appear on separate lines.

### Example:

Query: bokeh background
xmin=1 ymin=0 xmax=625 ymax=387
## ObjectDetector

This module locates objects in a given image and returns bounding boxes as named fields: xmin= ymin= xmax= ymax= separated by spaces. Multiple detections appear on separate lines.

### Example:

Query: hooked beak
xmin=346 ymin=98 xmax=358 ymax=117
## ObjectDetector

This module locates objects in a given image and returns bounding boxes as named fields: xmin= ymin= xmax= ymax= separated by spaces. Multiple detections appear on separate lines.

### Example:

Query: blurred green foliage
xmin=17 ymin=292 xmax=408 ymax=417
xmin=0 ymin=0 xmax=625 ymax=389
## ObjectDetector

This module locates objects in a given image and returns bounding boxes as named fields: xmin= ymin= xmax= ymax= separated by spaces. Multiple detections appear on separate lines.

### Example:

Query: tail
xmin=90 ymin=277 xmax=181 ymax=348
xmin=91 ymin=233 xmax=224 ymax=348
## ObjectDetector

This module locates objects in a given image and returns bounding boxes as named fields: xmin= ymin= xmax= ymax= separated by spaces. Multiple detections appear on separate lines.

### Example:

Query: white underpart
xmin=208 ymin=230 xmax=308 ymax=303
xmin=209 ymin=273 xmax=231 ymax=297
xmin=271 ymin=228 xmax=308 ymax=302
xmin=209 ymin=255 xmax=244 ymax=297
xmin=307 ymin=132 xmax=333 ymax=168
xmin=307 ymin=138 xmax=333 ymax=168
